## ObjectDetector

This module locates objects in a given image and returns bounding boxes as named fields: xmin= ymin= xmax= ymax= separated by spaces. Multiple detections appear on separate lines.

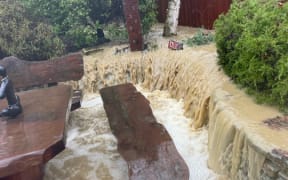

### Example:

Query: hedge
xmin=214 ymin=0 xmax=288 ymax=112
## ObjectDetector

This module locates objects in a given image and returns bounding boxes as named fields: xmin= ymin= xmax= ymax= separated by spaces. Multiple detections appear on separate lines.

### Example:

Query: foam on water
xmin=44 ymin=94 xmax=129 ymax=180
xmin=136 ymin=85 xmax=218 ymax=180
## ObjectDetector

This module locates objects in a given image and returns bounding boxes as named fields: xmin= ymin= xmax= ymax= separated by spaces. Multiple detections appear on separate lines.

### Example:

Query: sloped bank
xmin=71 ymin=42 xmax=288 ymax=179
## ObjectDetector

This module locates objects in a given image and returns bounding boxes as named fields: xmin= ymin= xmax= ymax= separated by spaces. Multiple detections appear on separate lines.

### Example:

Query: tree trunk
xmin=163 ymin=0 xmax=181 ymax=36
xmin=122 ymin=0 xmax=144 ymax=51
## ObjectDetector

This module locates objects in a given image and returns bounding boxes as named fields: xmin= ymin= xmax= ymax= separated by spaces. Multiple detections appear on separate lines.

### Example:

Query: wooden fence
xmin=157 ymin=0 xmax=232 ymax=29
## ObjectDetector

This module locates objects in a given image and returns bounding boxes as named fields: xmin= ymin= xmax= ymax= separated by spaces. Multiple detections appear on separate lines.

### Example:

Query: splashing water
xmin=44 ymin=94 xmax=129 ymax=180
xmin=137 ymin=85 xmax=218 ymax=180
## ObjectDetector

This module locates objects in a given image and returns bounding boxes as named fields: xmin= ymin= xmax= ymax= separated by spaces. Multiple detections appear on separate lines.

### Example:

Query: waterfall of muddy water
xmin=60 ymin=25 xmax=288 ymax=179
xmin=44 ymin=85 xmax=218 ymax=180
xmin=60 ymin=26 xmax=226 ymax=179
xmin=68 ymin=34 xmax=226 ymax=129
xmin=208 ymin=82 xmax=287 ymax=179
xmin=137 ymin=85 xmax=218 ymax=179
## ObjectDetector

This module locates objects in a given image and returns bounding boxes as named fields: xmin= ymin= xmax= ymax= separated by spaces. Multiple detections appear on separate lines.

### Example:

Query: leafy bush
xmin=21 ymin=0 xmax=103 ymax=51
xmin=21 ymin=0 xmax=157 ymax=51
xmin=105 ymin=23 xmax=128 ymax=42
xmin=0 ymin=1 xmax=64 ymax=61
xmin=139 ymin=0 xmax=158 ymax=35
xmin=214 ymin=0 xmax=288 ymax=111
xmin=185 ymin=29 xmax=214 ymax=47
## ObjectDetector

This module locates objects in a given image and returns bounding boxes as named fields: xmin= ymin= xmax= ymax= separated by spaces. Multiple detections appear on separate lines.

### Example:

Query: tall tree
xmin=122 ymin=0 xmax=143 ymax=51
xmin=163 ymin=0 xmax=181 ymax=36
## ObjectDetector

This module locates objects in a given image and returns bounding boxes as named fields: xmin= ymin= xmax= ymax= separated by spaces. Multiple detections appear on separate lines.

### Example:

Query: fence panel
xmin=157 ymin=0 xmax=231 ymax=29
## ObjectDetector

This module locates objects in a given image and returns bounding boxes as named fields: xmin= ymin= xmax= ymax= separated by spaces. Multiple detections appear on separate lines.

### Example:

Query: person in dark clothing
xmin=0 ymin=65 xmax=22 ymax=118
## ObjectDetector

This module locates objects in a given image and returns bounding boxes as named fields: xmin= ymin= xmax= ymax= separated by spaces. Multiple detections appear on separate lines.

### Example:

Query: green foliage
xmin=21 ymin=0 xmax=103 ymax=51
xmin=0 ymin=1 xmax=64 ymax=61
xmin=21 ymin=0 xmax=157 ymax=51
xmin=139 ymin=0 xmax=158 ymax=35
xmin=214 ymin=0 xmax=288 ymax=112
xmin=105 ymin=23 xmax=128 ymax=42
xmin=185 ymin=29 xmax=214 ymax=47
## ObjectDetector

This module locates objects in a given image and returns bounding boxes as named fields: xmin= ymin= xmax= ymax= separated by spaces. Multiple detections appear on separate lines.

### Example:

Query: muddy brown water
xmin=45 ymin=24 xmax=287 ymax=180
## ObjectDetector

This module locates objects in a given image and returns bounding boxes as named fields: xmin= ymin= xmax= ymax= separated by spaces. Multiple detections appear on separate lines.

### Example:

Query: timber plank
xmin=0 ymin=53 xmax=83 ymax=90
xmin=0 ymin=85 xmax=72 ymax=179
xmin=100 ymin=83 xmax=189 ymax=180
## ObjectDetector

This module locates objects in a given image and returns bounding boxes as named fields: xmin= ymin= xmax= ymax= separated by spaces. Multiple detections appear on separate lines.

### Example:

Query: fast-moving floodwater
xmin=44 ymin=85 xmax=218 ymax=180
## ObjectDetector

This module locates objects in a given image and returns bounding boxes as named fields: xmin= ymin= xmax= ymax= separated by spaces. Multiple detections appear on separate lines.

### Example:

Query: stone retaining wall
xmin=208 ymin=83 xmax=288 ymax=180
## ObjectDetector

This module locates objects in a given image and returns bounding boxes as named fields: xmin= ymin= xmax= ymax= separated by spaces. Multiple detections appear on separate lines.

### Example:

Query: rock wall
xmin=70 ymin=42 xmax=288 ymax=179
xmin=208 ymin=83 xmax=288 ymax=180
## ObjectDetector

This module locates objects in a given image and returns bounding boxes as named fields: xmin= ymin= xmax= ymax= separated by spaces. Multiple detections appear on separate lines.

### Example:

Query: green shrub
xmin=21 ymin=0 xmax=102 ymax=51
xmin=185 ymin=29 xmax=214 ymax=47
xmin=0 ymin=1 xmax=64 ymax=61
xmin=105 ymin=23 xmax=128 ymax=42
xmin=214 ymin=0 xmax=288 ymax=112
xmin=21 ymin=0 xmax=157 ymax=51
xmin=139 ymin=0 xmax=158 ymax=35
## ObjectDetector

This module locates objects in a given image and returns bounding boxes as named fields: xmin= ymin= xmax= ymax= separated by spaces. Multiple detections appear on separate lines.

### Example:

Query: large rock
xmin=100 ymin=83 xmax=189 ymax=180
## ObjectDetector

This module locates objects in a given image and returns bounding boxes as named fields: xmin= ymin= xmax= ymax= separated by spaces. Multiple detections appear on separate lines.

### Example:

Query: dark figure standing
xmin=0 ymin=65 xmax=22 ymax=118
